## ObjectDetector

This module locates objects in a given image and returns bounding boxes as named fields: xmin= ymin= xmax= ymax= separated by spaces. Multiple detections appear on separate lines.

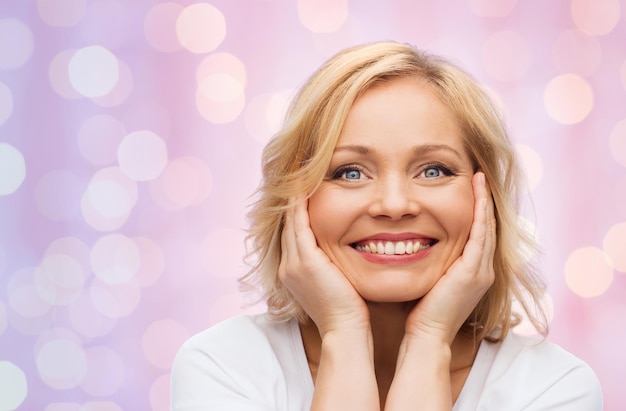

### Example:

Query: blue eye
xmin=424 ymin=167 xmax=441 ymax=178
xmin=344 ymin=169 xmax=361 ymax=180
xmin=331 ymin=165 xmax=365 ymax=181
xmin=420 ymin=163 xmax=454 ymax=179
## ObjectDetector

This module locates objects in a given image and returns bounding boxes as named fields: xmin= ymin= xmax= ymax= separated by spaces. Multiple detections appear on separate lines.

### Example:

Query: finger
xmin=279 ymin=197 xmax=298 ymax=279
xmin=457 ymin=172 xmax=489 ymax=270
xmin=291 ymin=194 xmax=320 ymax=258
xmin=478 ymin=174 xmax=496 ymax=269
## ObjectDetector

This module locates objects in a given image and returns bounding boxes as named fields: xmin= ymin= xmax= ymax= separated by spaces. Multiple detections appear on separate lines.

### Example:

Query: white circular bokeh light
xmin=0 ymin=361 xmax=28 ymax=410
xmin=68 ymin=45 xmax=120 ymax=98
xmin=0 ymin=143 xmax=26 ymax=196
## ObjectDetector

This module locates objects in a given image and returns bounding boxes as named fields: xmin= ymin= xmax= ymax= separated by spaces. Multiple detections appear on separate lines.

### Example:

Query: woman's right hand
xmin=278 ymin=195 xmax=370 ymax=338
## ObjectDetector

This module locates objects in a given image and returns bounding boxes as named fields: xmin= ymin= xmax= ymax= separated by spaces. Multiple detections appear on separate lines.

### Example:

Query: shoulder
xmin=178 ymin=313 xmax=291 ymax=355
xmin=173 ymin=313 xmax=297 ymax=377
xmin=481 ymin=333 xmax=603 ymax=410
xmin=171 ymin=313 xmax=307 ymax=410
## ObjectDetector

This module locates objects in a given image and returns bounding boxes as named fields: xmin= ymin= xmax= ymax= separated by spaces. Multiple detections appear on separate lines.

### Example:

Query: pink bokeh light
xmin=1 ymin=1 xmax=625 ymax=409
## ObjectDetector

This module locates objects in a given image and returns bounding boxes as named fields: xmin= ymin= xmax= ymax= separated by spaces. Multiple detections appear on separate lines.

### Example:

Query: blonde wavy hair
xmin=240 ymin=41 xmax=547 ymax=342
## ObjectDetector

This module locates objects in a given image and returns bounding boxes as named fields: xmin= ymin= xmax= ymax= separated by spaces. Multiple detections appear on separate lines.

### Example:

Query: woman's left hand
xmin=404 ymin=171 xmax=496 ymax=345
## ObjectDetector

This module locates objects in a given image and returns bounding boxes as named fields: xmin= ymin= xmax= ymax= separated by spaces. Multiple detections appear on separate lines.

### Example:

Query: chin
xmin=357 ymin=286 xmax=430 ymax=303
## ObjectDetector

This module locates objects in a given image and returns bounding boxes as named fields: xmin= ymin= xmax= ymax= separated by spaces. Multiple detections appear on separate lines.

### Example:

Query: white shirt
xmin=171 ymin=313 xmax=602 ymax=410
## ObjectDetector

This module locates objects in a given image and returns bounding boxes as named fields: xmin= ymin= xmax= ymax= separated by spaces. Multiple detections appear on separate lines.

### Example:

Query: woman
xmin=171 ymin=41 xmax=602 ymax=410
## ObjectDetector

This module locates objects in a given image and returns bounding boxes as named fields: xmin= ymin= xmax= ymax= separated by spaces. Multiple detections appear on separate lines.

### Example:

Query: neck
xmin=299 ymin=301 xmax=480 ymax=394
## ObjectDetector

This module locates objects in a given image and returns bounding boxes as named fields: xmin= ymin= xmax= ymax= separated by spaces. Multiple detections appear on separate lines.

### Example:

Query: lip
xmin=354 ymin=232 xmax=435 ymax=242
xmin=349 ymin=232 xmax=437 ymax=265
xmin=354 ymin=242 xmax=435 ymax=265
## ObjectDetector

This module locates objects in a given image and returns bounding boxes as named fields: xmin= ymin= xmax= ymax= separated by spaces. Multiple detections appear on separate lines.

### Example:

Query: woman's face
xmin=307 ymin=77 xmax=476 ymax=302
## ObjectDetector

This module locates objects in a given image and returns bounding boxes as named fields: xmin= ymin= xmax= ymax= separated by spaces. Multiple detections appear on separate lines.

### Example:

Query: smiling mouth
xmin=351 ymin=239 xmax=436 ymax=255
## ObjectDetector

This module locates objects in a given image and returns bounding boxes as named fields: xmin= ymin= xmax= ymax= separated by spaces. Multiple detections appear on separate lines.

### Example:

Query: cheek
xmin=307 ymin=187 xmax=345 ymax=245
xmin=426 ymin=183 xmax=474 ymax=241
xmin=443 ymin=188 xmax=474 ymax=241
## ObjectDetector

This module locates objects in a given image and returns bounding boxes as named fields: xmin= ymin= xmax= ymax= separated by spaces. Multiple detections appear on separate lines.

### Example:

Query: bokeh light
xmin=36 ymin=336 xmax=87 ymax=389
xmin=7 ymin=268 xmax=52 ymax=319
xmin=117 ymin=130 xmax=168 ymax=182
xmin=0 ymin=361 xmax=28 ymax=411
xmin=37 ymin=0 xmax=86 ymax=27
xmin=144 ymin=2 xmax=184 ymax=53
xmin=0 ymin=143 xmax=26 ymax=196
xmin=45 ymin=237 xmax=91 ymax=271
xmin=0 ymin=18 xmax=34 ymax=70
xmin=149 ymin=374 xmax=170 ymax=411
xmin=0 ymin=82 xmax=13 ymax=127
xmin=196 ymin=52 xmax=247 ymax=88
xmin=81 ymin=402 xmax=123 ymax=411
xmin=609 ymin=119 xmax=626 ymax=167
xmin=176 ymin=3 xmax=226 ymax=54
xmin=154 ymin=156 xmax=213 ymax=209
xmin=68 ymin=293 xmax=117 ymax=338
xmin=244 ymin=91 xmax=292 ymax=144
xmin=515 ymin=144 xmax=543 ymax=191
xmin=90 ymin=234 xmax=140 ymax=285
xmin=133 ymin=237 xmax=165 ymax=287
xmin=90 ymin=60 xmax=133 ymax=107
xmin=49 ymin=49 xmax=83 ymax=99
xmin=79 ymin=346 xmax=125 ymax=397
xmin=194 ymin=52 xmax=248 ymax=124
xmin=297 ymin=0 xmax=349 ymax=33
xmin=45 ymin=404 xmax=81 ymax=411
xmin=564 ymin=247 xmax=614 ymax=298
xmin=34 ymin=253 xmax=86 ymax=306
xmin=570 ymin=0 xmax=621 ymax=36
xmin=90 ymin=278 xmax=141 ymax=318
xmin=142 ymin=319 xmax=190 ymax=370
xmin=68 ymin=46 xmax=120 ymax=98
xmin=80 ymin=167 xmax=138 ymax=231
xmin=543 ymin=74 xmax=594 ymax=124
xmin=196 ymin=73 xmax=246 ymax=124
xmin=602 ymin=222 xmax=626 ymax=273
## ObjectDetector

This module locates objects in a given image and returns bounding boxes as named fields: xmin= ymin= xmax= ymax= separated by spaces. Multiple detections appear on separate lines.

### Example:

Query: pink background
xmin=0 ymin=0 xmax=625 ymax=410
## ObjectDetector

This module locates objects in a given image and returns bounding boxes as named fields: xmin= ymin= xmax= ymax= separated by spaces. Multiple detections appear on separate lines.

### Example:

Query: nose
xmin=368 ymin=177 xmax=420 ymax=220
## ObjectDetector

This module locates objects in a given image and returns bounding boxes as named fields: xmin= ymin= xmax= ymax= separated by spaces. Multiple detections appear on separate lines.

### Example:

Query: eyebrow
xmin=333 ymin=143 xmax=464 ymax=159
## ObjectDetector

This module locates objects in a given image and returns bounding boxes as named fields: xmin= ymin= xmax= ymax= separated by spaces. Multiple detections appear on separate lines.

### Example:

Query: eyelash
xmin=331 ymin=165 xmax=366 ymax=180
xmin=421 ymin=162 xmax=456 ymax=178
xmin=330 ymin=162 xmax=456 ymax=181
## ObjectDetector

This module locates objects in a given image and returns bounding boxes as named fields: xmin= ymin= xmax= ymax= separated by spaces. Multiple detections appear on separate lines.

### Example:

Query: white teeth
xmin=384 ymin=242 xmax=394 ymax=255
xmin=395 ymin=241 xmax=405 ymax=255
xmin=376 ymin=241 xmax=384 ymax=254
xmin=355 ymin=240 xmax=429 ymax=255
xmin=406 ymin=241 xmax=413 ymax=254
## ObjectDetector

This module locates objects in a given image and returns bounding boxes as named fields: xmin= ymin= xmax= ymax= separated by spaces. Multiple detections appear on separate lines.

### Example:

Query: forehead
xmin=337 ymin=77 xmax=467 ymax=152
